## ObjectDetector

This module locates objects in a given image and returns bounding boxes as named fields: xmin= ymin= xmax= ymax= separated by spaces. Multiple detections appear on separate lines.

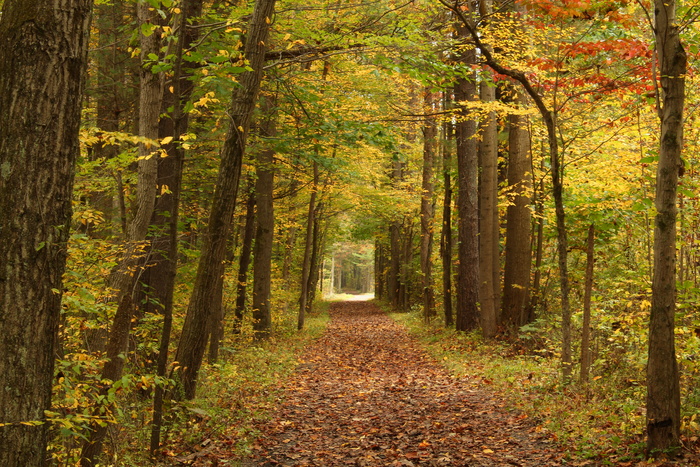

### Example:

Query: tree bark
xmin=646 ymin=0 xmax=685 ymax=454
xmin=579 ymin=224 xmax=595 ymax=386
xmin=442 ymin=0 xmax=572 ymax=380
xmin=478 ymin=72 xmax=499 ymax=338
xmin=441 ymin=104 xmax=454 ymax=327
xmin=233 ymin=181 xmax=257 ymax=334
xmin=421 ymin=88 xmax=438 ymax=321
xmin=502 ymin=92 xmax=533 ymax=329
xmin=298 ymin=161 xmax=319 ymax=329
xmin=81 ymin=3 xmax=165 ymax=462
xmin=252 ymin=94 xmax=277 ymax=340
xmin=150 ymin=0 xmax=204 ymax=453
xmin=0 ymin=1 xmax=91 ymax=464
xmin=454 ymin=34 xmax=480 ymax=332
xmin=174 ymin=0 xmax=277 ymax=399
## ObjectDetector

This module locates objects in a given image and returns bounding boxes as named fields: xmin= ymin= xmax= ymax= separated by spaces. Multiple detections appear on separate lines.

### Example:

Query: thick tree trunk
xmin=421 ymin=89 xmax=437 ymax=321
xmin=478 ymin=74 xmax=499 ymax=338
xmin=454 ymin=44 xmax=480 ymax=332
xmin=299 ymin=161 xmax=319 ymax=329
xmin=174 ymin=0 xmax=277 ymax=399
xmin=502 ymin=93 xmax=533 ymax=329
xmin=252 ymin=95 xmax=277 ymax=340
xmin=252 ymin=161 xmax=275 ymax=338
xmin=0 ymin=1 xmax=91 ymax=464
xmin=646 ymin=0 xmax=685 ymax=454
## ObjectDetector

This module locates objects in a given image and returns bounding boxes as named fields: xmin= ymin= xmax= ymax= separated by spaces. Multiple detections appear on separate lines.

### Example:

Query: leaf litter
xmin=198 ymin=301 xmax=572 ymax=466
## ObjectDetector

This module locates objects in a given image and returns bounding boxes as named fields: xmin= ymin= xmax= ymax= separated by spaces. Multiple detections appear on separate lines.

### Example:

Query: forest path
xmin=240 ymin=301 xmax=569 ymax=467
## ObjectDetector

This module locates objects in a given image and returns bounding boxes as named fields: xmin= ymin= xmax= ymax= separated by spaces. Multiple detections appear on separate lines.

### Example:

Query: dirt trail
xmin=243 ymin=301 xmax=567 ymax=466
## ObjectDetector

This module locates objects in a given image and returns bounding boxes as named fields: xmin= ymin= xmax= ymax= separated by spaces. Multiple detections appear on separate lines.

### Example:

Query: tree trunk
xmin=174 ymin=0 xmax=277 ymax=399
xmin=646 ymin=0 xmax=685 ymax=453
xmin=90 ymin=0 xmax=130 ymax=238
xmin=478 ymin=71 xmax=499 ymax=338
xmin=252 ymin=94 xmax=277 ymax=340
xmin=0 ymin=1 xmax=91 ymax=464
xmin=454 ymin=39 xmax=480 ymax=332
xmin=298 ymin=161 xmax=319 ymax=330
xmin=233 ymin=181 xmax=257 ymax=334
xmin=421 ymin=88 xmax=437 ymax=321
xmin=502 ymin=92 xmax=533 ymax=329
xmin=150 ymin=0 xmax=203 ymax=453
xmin=306 ymin=202 xmax=325 ymax=311
xmin=579 ymin=224 xmax=595 ymax=386
xmin=442 ymin=0 xmax=572 ymax=381
xmin=81 ymin=3 xmax=165 ymax=461
xmin=441 ymin=106 xmax=454 ymax=327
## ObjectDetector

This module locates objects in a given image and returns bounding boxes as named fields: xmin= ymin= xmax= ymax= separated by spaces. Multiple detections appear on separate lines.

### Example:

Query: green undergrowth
xmin=109 ymin=303 xmax=331 ymax=466
xmin=168 ymin=304 xmax=330 ymax=460
xmin=391 ymin=311 xmax=666 ymax=465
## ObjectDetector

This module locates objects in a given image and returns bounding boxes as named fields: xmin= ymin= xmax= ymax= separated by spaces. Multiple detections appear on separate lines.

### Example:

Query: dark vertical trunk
xmin=502 ymin=92 xmax=533 ymax=329
xmin=252 ymin=95 xmax=277 ymax=340
xmin=441 ymin=105 xmax=454 ymax=327
xmin=421 ymin=89 xmax=437 ymax=321
xmin=0 ymin=1 xmax=91 ymax=465
xmin=174 ymin=0 xmax=277 ymax=399
xmin=150 ymin=0 xmax=203 ymax=453
xmin=306 ymin=202 xmax=325 ymax=311
xmin=646 ymin=0 xmax=685 ymax=453
xmin=388 ymin=222 xmax=401 ymax=307
xmin=90 ymin=0 xmax=129 ymax=238
xmin=233 ymin=182 xmax=257 ymax=334
xmin=579 ymin=224 xmax=595 ymax=386
xmin=82 ymin=3 xmax=165 ymax=461
xmin=478 ymin=72 xmax=499 ymax=338
xmin=298 ymin=161 xmax=319 ymax=329
xmin=454 ymin=42 xmax=480 ymax=332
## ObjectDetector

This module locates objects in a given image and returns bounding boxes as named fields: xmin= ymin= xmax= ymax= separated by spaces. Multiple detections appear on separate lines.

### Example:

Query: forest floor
xmin=225 ymin=300 xmax=576 ymax=466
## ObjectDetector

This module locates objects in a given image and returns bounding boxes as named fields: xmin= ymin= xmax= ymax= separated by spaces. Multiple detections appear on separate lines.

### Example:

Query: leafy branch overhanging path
xmin=239 ymin=301 xmax=566 ymax=466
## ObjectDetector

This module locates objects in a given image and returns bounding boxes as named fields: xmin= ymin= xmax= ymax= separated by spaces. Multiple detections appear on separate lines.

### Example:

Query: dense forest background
xmin=1 ymin=0 xmax=700 ymax=464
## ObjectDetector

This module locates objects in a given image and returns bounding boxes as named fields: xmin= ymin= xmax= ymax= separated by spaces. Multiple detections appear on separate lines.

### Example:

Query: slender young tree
xmin=0 ymin=0 xmax=92 ymax=464
xmin=579 ymin=224 xmax=595 ymax=385
xmin=233 ymin=180 xmax=257 ymax=334
xmin=299 ymin=161 xmax=319 ymax=330
xmin=646 ymin=0 xmax=685 ymax=454
xmin=174 ymin=0 xmax=277 ymax=398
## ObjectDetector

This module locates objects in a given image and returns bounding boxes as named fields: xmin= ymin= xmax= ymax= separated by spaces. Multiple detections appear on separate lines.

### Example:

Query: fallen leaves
xmin=234 ymin=301 xmax=566 ymax=466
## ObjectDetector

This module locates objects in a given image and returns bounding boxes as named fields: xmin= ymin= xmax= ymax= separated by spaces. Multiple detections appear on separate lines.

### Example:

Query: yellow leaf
xmin=161 ymin=136 xmax=173 ymax=145
xmin=483 ymin=448 xmax=494 ymax=454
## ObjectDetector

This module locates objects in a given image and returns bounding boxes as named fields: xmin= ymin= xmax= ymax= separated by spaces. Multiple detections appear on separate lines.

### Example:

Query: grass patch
xmin=151 ymin=304 xmax=331 ymax=464
xmin=390 ymin=311 xmax=654 ymax=465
